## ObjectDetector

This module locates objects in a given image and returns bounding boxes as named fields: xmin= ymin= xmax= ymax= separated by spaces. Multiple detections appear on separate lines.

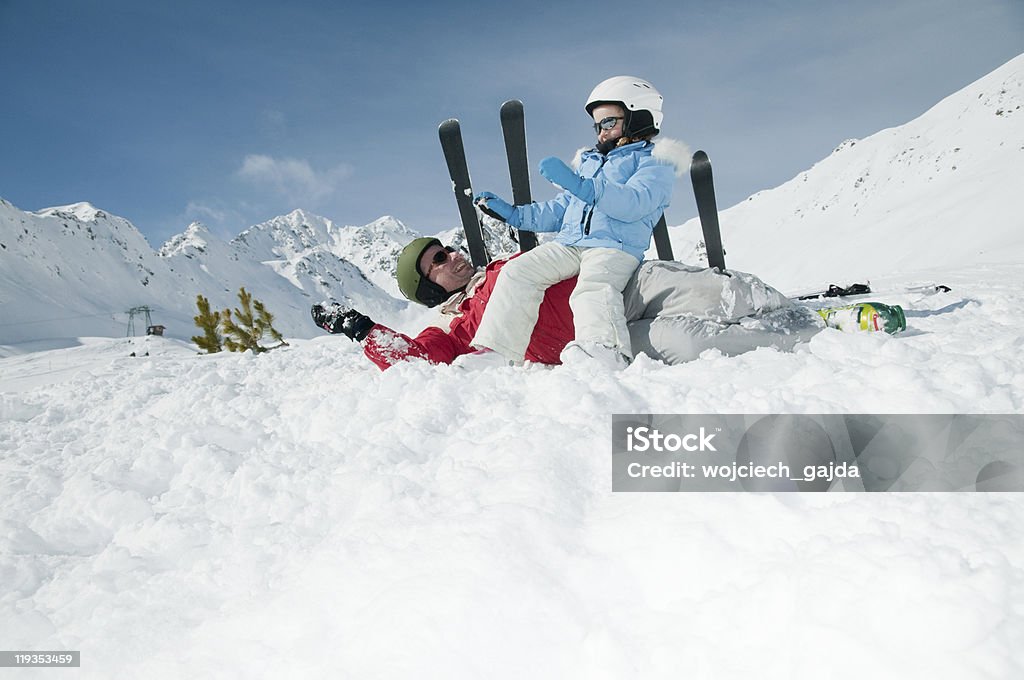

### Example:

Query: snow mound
xmin=2 ymin=265 xmax=1023 ymax=678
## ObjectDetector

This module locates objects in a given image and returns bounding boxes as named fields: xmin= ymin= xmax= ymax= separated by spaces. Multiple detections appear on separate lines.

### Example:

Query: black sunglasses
xmin=593 ymin=116 xmax=623 ymax=133
xmin=431 ymin=245 xmax=457 ymax=266
xmin=424 ymin=245 xmax=458 ymax=277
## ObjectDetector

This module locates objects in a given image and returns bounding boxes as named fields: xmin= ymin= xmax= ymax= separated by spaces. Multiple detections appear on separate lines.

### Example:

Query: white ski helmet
xmin=585 ymin=75 xmax=663 ymax=137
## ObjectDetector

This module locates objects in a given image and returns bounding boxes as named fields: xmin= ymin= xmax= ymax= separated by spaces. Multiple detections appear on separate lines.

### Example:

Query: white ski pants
xmin=472 ymin=242 xmax=639 ymax=362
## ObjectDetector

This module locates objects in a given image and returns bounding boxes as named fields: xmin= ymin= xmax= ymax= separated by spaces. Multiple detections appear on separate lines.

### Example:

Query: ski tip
xmin=500 ymin=100 xmax=525 ymax=122
xmin=690 ymin=150 xmax=713 ymax=182
xmin=438 ymin=118 xmax=461 ymax=132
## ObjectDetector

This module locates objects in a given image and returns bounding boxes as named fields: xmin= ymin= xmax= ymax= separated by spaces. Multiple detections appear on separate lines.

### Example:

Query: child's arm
xmin=515 ymin=191 xmax=572 ymax=233
xmin=590 ymin=160 xmax=675 ymax=223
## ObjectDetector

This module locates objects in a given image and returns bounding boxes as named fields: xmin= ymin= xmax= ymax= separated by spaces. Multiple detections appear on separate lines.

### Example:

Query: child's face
xmin=592 ymin=103 xmax=626 ymax=145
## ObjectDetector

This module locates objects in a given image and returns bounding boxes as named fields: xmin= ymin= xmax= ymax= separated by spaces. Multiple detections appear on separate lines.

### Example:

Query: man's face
xmin=419 ymin=243 xmax=474 ymax=293
xmin=592 ymin=103 xmax=626 ymax=146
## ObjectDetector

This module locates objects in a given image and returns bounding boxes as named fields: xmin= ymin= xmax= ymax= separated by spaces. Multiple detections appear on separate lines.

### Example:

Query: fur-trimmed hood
xmin=571 ymin=137 xmax=692 ymax=177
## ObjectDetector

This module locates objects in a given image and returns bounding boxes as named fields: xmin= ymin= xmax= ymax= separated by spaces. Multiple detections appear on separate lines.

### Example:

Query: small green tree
xmin=253 ymin=297 xmax=286 ymax=347
xmin=191 ymin=294 xmax=223 ymax=353
xmin=221 ymin=287 xmax=287 ymax=353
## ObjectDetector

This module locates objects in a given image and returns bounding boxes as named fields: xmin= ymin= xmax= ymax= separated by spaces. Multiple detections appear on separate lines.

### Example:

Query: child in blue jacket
xmin=473 ymin=76 xmax=675 ymax=368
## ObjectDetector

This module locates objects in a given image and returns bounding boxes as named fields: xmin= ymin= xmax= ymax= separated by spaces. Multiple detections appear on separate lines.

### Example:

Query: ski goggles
xmin=593 ymin=116 xmax=623 ymax=133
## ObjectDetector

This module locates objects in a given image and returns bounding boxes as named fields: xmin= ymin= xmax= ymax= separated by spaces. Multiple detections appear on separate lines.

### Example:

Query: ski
xmin=793 ymin=282 xmax=950 ymax=301
xmin=499 ymin=100 xmax=538 ymax=253
xmin=652 ymin=214 xmax=673 ymax=261
xmin=438 ymin=118 xmax=489 ymax=268
xmin=690 ymin=150 xmax=726 ymax=271
xmin=906 ymin=284 xmax=952 ymax=295
xmin=795 ymin=283 xmax=872 ymax=300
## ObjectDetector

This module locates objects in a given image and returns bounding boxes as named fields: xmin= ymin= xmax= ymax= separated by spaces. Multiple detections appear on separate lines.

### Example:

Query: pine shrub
xmin=191 ymin=294 xmax=223 ymax=353
xmin=220 ymin=287 xmax=288 ymax=353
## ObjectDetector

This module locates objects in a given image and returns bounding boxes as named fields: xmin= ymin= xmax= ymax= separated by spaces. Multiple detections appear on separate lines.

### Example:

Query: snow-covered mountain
xmin=667 ymin=53 xmax=1024 ymax=293
xmin=230 ymin=209 xmax=419 ymax=298
xmin=0 ymin=202 xmax=417 ymax=344
xmin=0 ymin=200 xmax=179 ymax=342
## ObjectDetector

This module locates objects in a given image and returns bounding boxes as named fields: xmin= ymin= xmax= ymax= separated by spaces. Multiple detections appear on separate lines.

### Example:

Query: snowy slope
xmin=0 ymin=200 xmax=184 ymax=341
xmin=2 ymin=263 xmax=1023 ymax=678
xmin=667 ymin=53 xmax=1024 ymax=293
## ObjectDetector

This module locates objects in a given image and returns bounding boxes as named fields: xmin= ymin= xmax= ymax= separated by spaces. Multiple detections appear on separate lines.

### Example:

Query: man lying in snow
xmin=310 ymin=237 xmax=904 ymax=371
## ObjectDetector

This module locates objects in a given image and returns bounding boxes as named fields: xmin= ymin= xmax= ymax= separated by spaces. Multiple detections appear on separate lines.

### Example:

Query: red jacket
xmin=363 ymin=257 xmax=577 ymax=370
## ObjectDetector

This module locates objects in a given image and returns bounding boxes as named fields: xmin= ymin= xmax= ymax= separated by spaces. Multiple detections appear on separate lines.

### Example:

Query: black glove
xmin=311 ymin=302 xmax=375 ymax=341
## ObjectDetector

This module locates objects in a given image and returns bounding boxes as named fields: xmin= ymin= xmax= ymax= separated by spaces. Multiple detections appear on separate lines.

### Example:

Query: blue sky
xmin=1 ymin=0 xmax=1021 ymax=245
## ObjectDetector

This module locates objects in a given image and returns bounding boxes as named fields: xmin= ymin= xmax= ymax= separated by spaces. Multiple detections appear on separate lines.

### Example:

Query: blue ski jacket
xmin=515 ymin=141 xmax=675 ymax=261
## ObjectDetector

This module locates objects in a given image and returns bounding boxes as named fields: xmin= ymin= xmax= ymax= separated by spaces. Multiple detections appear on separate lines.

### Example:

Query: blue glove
xmin=474 ymin=191 xmax=521 ymax=227
xmin=539 ymin=156 xmax=595 ymax=204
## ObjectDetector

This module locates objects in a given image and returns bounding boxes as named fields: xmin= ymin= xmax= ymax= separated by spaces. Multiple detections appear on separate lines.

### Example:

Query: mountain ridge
xmin=0 ymin=199 xmax=416 ymax=344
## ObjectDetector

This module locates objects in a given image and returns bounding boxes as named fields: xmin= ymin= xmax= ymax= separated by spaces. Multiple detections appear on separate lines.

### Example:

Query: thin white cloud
xmin=177 ymin=200 xmax=251 ymax=240
xmin=185 ymin=201 xmax=231 ymax=224
xmin=237 ymin=154 xmax=354 ymax=206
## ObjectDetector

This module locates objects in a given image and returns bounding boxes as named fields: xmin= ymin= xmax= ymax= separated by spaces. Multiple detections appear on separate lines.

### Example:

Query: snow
xmin=2 ymin=54 xmax=1024 ymax=678
xmin=2 ymin=263 xmax=1023 ymax=677
xmin=664 ymin=53 xmax=1024 ymax=294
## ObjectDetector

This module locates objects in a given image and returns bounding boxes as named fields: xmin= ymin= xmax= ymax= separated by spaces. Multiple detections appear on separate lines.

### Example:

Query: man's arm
xmin=313 ymin=303 xmax=471 ymax=370
xmin=361 ymin=324 xmax=470 ymax=370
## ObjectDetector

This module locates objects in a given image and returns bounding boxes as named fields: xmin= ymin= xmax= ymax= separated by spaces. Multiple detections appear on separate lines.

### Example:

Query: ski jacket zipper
xmin=581 ymin=156 xmax=607 ymax=236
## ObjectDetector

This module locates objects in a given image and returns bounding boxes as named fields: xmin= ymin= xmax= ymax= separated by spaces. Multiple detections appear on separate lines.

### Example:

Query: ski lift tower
xmin=126 ymin=306 xmax=153 ymax=337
